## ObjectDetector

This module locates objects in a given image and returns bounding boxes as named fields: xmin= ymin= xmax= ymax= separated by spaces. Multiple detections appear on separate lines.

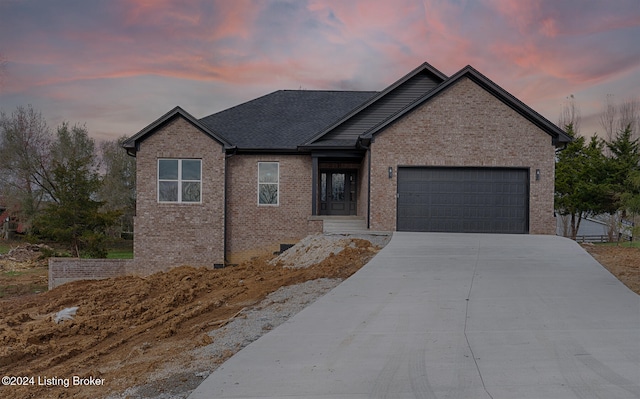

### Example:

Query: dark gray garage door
xmin=397 ymin=167 xmax=529 ymax=233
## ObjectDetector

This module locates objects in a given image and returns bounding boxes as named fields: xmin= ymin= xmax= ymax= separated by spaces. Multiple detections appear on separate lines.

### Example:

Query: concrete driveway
xmin=189 ymin=233 xmax=640 ymax=399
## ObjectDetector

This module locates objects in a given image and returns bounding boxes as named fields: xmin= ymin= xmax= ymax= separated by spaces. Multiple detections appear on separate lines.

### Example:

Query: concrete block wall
xmin=134 ymin=117 xmax=226 ymax=273
xmin=369 ymin=77 xmax=557 ymax=234
xmin=226 ymin=154 xmax=314 ymax=263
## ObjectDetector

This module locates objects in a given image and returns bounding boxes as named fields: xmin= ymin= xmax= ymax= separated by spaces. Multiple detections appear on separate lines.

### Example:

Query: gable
xmin=122 ymin=106 xmax=231 ymax=155
xmin=304 ymin=62 xmax=447 ymax=148
xmin=363 ymin=65 xmax=572 ymax=147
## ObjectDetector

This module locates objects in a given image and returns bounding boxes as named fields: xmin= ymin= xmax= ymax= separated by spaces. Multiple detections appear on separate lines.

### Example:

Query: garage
xmin=397 ymin=167 xmax=529 ymax=233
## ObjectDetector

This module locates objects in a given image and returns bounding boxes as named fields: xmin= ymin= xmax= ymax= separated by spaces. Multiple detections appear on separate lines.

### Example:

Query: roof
xmin=122 ymin=106 xmax=232 ymax=153
xmin=303 ymin=61 xmax=447 ymax=147
xmin=124 ymin=62 xmax=570 ymax=154
xmin=360 ymin=65 xmax=572 ymax=145
xmin=199 ymin=90 xmax=377 ymax=151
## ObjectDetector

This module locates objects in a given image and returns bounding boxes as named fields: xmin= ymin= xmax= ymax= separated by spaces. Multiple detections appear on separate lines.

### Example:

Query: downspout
xmin=224 ymin=147 xmax=237 ymax=265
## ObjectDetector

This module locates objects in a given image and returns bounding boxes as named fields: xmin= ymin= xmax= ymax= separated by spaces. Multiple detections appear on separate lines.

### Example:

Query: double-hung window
xmin=158 ymin=159 xmax=202 ymax=203
xmin=258 ymin=162 xmax=279 ymax=205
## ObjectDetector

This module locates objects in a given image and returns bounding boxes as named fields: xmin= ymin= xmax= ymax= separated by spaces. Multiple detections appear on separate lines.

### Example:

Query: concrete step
xmin=322 ymin=216 xmax=367 ymax=233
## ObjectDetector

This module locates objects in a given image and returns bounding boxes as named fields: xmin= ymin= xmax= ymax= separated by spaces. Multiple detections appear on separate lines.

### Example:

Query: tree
xmin=555 ymin=124 xmax=611 ymax=239
xmin=0 ymin=52 xmax=7 ymax=89
xmin=605 ymin=124 xmax=640 ymax=241
xmin=558 ymin=94 xmax=581 ymax=135
xmin=33 ymin=123 xmax=120 ymax=257
xmin=600 ymin=96 xmax=640 ymax=154
xmin=99 ymin=136 xmax=136 ymax=238
xmin=621 ymin=170 xmax=640 ymax=241
xmin=607 ymin=124 xmax=640 ymax=200
xmin=0 ymin=105 xmax=53 ymax=230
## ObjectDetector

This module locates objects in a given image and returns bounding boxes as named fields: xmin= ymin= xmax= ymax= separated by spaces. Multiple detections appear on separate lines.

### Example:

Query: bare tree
xmin=618 ymin=98 xmax=639 ymax=141
xmin=601 ymin=96 xmax=640 ymax=146
xmin=0 ymin=52 xmax=7 ymax=89
xmin=598 ymin=96 xmax=640 ymax=239
xmin=600 ymin=94 xmax=617 ymax=146
xmin=99 ymin=136 xmax=136 ymax=238
xmin=558 ymin=94 xmax=581 ymax=134
xmin=0 ymin=105 xmax=53 ymax=230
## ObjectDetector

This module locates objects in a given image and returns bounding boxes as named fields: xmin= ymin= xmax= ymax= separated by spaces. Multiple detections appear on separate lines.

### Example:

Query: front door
xmin=320 ymin=170 xmax=357 ymax=215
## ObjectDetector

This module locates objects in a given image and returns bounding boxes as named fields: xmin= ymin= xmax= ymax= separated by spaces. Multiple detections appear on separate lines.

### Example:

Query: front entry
xmin=319 ymin=170 xmax=357 ymax=215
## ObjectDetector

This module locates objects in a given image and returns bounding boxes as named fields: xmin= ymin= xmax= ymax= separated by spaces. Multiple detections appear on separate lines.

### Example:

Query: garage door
xmin=397 ymin=167 xmax=529 ymax=233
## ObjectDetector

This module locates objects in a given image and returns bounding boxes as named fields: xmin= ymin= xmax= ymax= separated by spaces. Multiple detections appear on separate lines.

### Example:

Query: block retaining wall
xmin=48 ymin=258 xmax=134 ymax=289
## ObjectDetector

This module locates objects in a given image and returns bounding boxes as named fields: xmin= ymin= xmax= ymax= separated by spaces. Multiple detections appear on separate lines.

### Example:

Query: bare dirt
xmin=0 ymin=235 xmax=386 ymax=399
xmin=582 ymin=243 xmax=640 ymax=294
xmin=0 ymin=236 xmax=637 ymax=399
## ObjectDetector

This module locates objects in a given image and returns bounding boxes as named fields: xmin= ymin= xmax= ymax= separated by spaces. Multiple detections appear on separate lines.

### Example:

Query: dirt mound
xmin=270 ymin=235 xmax=381 ymax=268
xmin=0 ymin=236 xmax=382 ymax=399
xmin=0 ymin=244 xmax=51 ymax=271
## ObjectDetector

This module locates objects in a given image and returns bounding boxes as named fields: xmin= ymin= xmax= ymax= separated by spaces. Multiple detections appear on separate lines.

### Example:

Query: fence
xmin=574 ymin=234 xmax=632 ymax=243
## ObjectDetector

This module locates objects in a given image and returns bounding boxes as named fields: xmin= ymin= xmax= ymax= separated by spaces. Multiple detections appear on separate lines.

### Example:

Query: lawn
xmin=595 ymin=240 xmax=640 ymax=248
xmin=0 ymin=243 xmax=10 ymax=254
xmin=0 ymin=240 xmax=133 ymax=257
xmin=107 ymin=249 xmax=134 ymax=259
xmin=0 ymin=241 xmax=20 ymax=255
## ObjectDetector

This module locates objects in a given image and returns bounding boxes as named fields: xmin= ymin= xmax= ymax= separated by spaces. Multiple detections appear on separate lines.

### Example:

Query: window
xmin=158 ymin=159 xmax=201 ymax=203
xmin=258 ymin=162 xmax=279 ymax=205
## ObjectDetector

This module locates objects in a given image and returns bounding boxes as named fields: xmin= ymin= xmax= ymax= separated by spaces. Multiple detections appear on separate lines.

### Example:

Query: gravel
xmin=108 ymin=233 xmax=391 ymax=399
xmin=110 ymin=278 xmax=342 ymax=399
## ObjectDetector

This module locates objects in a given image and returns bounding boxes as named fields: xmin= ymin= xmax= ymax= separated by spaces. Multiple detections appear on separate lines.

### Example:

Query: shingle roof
xmin=361 ymin=65 xmax=572 ymax=145
xmin=198 ymin=90 xmax=377 ymax=150
xmin=123 ymin=106 xmax=232 ymax=151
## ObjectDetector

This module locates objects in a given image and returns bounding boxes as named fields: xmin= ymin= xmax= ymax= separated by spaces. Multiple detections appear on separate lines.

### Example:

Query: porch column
xmin=311 ymin=156 xmax=318 ymax=215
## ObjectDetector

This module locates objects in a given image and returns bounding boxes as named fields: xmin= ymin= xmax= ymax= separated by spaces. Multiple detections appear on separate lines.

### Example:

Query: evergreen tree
xmin=606 ymin=124 xmax=640 ymax=209
xmin=33 ymin=123 xmax=120 ymax=257
xmin=555 ymin=124 xmax=611 ymax=239
xmin=606 ymin=124 xmax=640 ymax=241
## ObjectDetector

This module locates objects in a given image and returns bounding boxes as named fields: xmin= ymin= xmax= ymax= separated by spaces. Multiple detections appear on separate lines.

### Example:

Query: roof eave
xmin=302 ymin=62 xmax=448 ymax=146
xmin=361 ymin=65 xmax=572 ymax=146
xmin=122 ymin=106 xmax=233 ymax=154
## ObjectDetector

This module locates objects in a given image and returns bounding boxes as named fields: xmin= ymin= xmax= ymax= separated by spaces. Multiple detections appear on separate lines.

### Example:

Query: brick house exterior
xmin=368 ymin=76 xmax=557 ymax=233
xmin=124 ymin=62 xmax=571 ymax=272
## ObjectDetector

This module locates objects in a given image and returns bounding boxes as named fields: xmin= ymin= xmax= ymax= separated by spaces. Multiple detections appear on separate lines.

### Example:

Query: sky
xmin=1 ymin=0 xmax=639 ymax=143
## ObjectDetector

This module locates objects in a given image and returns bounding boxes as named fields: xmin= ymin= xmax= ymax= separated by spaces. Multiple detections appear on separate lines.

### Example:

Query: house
xmin=123 ymin=62 xmax=571 ymax=271
xmin=0 ymin=202 xmax=24 ymax=240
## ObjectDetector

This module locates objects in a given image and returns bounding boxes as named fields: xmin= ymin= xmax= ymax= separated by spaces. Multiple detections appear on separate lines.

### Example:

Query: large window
xmin=158 ymin=159 xmax=201 ymax=203
xmin=258 ymin=162 xmax=279 ymax=205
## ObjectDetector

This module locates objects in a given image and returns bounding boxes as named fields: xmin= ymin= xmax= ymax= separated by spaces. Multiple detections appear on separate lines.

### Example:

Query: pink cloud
xmin=2 ymin=0 xmax=638 ymax=142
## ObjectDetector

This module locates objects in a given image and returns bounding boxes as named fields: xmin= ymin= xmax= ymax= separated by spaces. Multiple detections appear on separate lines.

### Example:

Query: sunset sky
xmin=1 ymin=0 xmax=639 ymax=142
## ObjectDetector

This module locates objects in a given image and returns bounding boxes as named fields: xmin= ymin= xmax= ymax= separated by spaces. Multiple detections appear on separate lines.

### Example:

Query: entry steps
xmin=321 ymin=216 xmax=367 ymax=233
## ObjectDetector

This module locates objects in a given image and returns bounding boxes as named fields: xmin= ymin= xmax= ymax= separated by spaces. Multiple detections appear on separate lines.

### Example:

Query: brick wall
xmin=369 ymin=77 xmax=556 ymax=234
xmin=226 ymin=154 xmax=314 ymax=263
xmin=49 ymin=258 xmax=133 ymax=289
xmin=134 ymin=117 xmax=226 ymax=273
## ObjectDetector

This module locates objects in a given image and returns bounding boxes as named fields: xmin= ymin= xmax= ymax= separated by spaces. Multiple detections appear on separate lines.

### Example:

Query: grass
xmin=0 ymin=269 xmax=49 ymax=298
xmin=0 ymin=243 xmax=10 ymax=255
xmin=107 ymin=249 xmax=134 ymax=259
xmin=595 ymin=241 xmax=640 ymax=248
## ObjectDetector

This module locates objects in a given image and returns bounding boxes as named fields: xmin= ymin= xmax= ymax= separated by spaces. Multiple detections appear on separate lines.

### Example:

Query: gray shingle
xmin=199 ymin=90 xmax=377 ymax=150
